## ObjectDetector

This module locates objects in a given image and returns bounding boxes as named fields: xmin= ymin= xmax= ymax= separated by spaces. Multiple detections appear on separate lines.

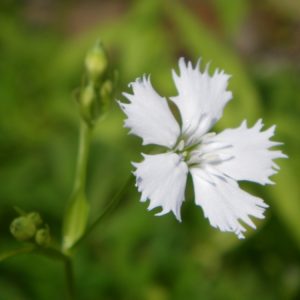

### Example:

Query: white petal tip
xmin=237 ymin=233 xmax=245 ymax=239
xmin=173 ymin=212 xmax=182 ymax=223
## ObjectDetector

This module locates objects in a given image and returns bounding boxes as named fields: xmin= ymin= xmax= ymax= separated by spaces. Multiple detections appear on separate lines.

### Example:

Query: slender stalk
xmin=64 ymin=256 xmax=75 ymax=300
xmin=73 ymin=120 xmax=92 ymax=194
xmin=34 ymin=246 xmax=76 ymax=300
xmin=1 ymin=245 xmax=76 ymax=299
xmin=71 ymin=175 xmax=134 ymax=249
xmin=62 ymin=119 xmax=92 ymax=251
xmin=0 ymin=245 xmax=35 ymax=262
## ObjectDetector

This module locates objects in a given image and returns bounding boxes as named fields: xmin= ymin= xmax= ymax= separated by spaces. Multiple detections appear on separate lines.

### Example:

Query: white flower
xmin=119 ymin=58 xmax=286 ymax=239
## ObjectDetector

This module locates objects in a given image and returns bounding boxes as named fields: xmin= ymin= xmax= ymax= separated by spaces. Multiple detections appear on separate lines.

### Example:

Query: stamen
xmin=177 ymin=140 xmax=185 ymax=152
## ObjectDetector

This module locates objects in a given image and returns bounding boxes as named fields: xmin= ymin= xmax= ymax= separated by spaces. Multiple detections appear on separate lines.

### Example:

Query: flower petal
xmin=202 ymin=119 xmax=287 ymax=185
xmin=170 ymin=58 xmax=232 ymax=144
xmin=119 ymin=76 xmax=180 ymax=148
xmin=133 ymin=152 xmax=188 ymax=221
xmin=190 ymin=167 xmax=268 ymax=238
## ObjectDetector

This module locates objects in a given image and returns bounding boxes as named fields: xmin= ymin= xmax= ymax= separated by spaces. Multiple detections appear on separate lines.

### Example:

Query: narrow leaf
xmin=62 ymin=191 xmax=89 ymax=251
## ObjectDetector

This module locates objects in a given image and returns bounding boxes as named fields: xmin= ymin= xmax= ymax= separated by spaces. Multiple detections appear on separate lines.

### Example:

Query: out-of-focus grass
xmin=0 ymin=0 xmax=300 ymax=299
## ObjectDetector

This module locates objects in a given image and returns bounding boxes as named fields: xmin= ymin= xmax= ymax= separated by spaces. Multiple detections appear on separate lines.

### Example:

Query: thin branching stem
xmin=0 ymin=245 xmax=76 ymax=299
xmin=34 ymin=246 xmax=76 ymax=300
xmin=71 ymin=175 xmax=134 ymax=249
xmin=0 ymin=245 xmax=35 ymax=262
xmin=64 ymin=256 xmax=75 ymax=300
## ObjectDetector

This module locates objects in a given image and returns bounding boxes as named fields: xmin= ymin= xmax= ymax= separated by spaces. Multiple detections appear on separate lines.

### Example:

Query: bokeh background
xmin=0 ymin=0 xmax=300 ymax=299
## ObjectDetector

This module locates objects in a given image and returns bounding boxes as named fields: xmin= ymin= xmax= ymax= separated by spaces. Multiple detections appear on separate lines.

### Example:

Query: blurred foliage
xmin=0 ymin=0 xmax=300 ymax=299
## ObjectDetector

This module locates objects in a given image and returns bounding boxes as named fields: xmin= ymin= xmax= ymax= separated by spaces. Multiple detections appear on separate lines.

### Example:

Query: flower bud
xmin=27 ymin=212 xmax=43 ymax=227
xmin=99 ymin=80 xmax=113 ymax=112
xmin=100 ymin=80 xmax=113 ymax=100
xmin=10 ymin=216 xmax=36 ymax=241
xmin=35 ymin=226 xmax=51 ymax=247
xmin=79 ymin=83 xmax=98 ymax=126
xmin=85 ymin=40 xmax=108 ymax=81
xmin=81 ymin=84 xmax=96 ymax=110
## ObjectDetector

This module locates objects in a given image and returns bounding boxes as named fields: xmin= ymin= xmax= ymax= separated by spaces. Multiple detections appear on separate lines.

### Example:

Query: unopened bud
xmin=85 ymin=40 xmax=108 ymax=81
xmin=100 ymin=80 xmax=113 ymax=99
xmin=100 ymin=80 xmax=113 ymax=111
xmin=81 ymin=84 xmax=96 ymax=109
xmin=27 ymin=212 xmax=43 ymax=227
xmin=10 ymin=216 xmax=36 ymax=241
xmin=79 ymin=83 xmax=98 ymax=125
xmin=35 ymin=226 xmax=51 ymax=247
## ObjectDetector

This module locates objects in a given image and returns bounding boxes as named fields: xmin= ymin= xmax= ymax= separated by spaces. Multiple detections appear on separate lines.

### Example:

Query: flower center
xmin=173 ymin=138 xmax=200 ymax=164
xmin=173 ymin=133 xmax=233 ymax=167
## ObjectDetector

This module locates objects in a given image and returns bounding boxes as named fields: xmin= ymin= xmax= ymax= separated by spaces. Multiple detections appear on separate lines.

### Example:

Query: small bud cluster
xmin=10 ymin=210 xmax=51 ymax=247
xmin=77 ymin=40 xmax=116 ymax=127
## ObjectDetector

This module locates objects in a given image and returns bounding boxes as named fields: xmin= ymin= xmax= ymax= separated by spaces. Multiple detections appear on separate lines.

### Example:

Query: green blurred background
xmin=0 ymin=0 xmax=300 ymax=299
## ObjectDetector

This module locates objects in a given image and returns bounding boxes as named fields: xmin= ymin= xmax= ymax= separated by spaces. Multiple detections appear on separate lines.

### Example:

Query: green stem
xmin=1 ymin=245 xmax=75 ymax=299
xmin=73 ymin=120 xmax=92 ymax=194
xmin=34 ymin=246 xmax=75 ymax=300
xmin=71 ymin=175 xmax=134 ymax=249
xmin=64 ymin=256 xmax=75 ymax=300
xmin=0 ymin=245 xmax=35 ymax=262
xmin=62 ymin=120 xmax=92 ymax=251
